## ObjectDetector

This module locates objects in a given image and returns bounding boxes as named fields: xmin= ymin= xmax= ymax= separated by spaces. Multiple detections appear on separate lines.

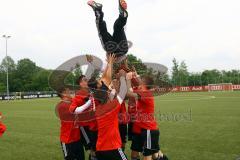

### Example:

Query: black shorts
xmin=127 ymin=122 xmax=133 ymax=141
xmin=96 ymin=148 xmax=128 ymax=160
xmin=60 ymin=140 xmax=85 ymax=160
xmin=80 ymin=127 xmax=98 ymax=151
xmin=130 ymin=133 xmax=143 ymax=153
xmin=131 ymin=129 xmax=160 ymax=156
xmin=119 ymin=124 xmax=127 ymax=143
xmin=89 ymin=130 xmax=98 ymax=151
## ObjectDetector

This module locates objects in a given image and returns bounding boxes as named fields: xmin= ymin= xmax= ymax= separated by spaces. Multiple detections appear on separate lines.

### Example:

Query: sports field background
xmin=0 ymin=92 xmax=240 ymax=160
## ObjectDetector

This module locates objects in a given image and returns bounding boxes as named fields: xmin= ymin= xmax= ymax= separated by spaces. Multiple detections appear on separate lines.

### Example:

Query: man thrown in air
xmin=88 ymin=0 xmax=129 ymax=60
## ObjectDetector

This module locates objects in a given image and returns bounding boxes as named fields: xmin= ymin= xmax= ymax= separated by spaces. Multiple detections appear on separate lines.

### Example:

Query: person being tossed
xmin=88 ymin=0 xmax=129 ymax=61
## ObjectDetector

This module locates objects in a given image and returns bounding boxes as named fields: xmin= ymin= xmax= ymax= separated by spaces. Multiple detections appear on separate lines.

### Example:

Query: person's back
xmin=89 ymin=69 xmax=128 ymax=160
xmin=96 ymin=99 xmax=122 ymax=151
xmin=133 ymin=89 xmax=158 ymax=131
xmin=57 ymin=100 xmax=81 ymax=143
xmin=56 ymin=88 xmax=85 ymax=160
xmin=127 ymin=75 xmax=168 ymax=160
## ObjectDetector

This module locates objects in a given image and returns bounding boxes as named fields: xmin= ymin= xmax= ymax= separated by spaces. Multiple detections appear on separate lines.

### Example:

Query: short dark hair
xmin=87 ymin=77 xmax=98 ymax=90
xmin=87 ymin=78 xmax=108 ymax=104
xmin=76 ymin=75 xmax=86 ymax=84
xmin=57 ymin=87 xmax=66 ymax=98
xmin=142 ymin=75 xmax=154 ymax=89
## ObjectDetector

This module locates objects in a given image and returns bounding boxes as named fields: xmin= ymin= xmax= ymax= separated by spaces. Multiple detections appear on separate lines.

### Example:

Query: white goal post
xmin=208 ymin=83 xmax=233 ymax=92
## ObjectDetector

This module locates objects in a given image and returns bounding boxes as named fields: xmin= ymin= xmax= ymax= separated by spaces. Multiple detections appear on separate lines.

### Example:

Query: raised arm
xmin=126 ymin=78 xmax=139 ymax=99
xmin=86 ymin=54 xmax=107 ymax=73
xmin=73 ymin=99 xmax=92 ymax=114
xmin=85 ymin=54 xmax=108 ymax=80
xmin=131 ymin=66 xmax=142 ymax=85
xmin=69 ymin=95 xmax=93 ymax=114
xmin=116 ymin=70 xmax=127 ymax=104
xmin=100 ymin=54 xmax=116 ymax=87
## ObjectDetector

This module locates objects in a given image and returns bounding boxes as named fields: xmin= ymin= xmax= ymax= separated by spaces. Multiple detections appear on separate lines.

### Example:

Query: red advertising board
xmin=171 ymin=85 xmax=240 ymax=92
xmin=233 ymin=85 xmax=240 ymax=90
xmin=172 ymin=86 xmax=208 ymax=92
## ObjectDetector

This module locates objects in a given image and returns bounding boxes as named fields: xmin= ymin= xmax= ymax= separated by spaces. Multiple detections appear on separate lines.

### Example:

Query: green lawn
xmin=0 ymin=92 xmax=240 ymax=160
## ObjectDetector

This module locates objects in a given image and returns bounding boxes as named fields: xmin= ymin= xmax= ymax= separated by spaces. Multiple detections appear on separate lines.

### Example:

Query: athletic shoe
xmin=119 ymin=0 xmax=128 ymax=17
xmin=87 ymin=0 xmax=102 ymax=11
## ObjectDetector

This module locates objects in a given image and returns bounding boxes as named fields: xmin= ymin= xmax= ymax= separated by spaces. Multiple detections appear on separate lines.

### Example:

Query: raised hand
xmin=106 ymin=54 xmax=116 ymax=64
xmin=86 ymin=54 xmax=93 ymax=63
xmin=122 ymin=58 xmax=131 ymax=72
xmin=119 ymin=69 xmax=126 ymax=77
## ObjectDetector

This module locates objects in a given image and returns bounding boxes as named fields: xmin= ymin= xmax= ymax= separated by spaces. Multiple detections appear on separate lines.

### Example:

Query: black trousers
xmin=95 ymin=10 xmax=128 ymax=56
xmin=60 ymin=140 xmax=85 ymax=160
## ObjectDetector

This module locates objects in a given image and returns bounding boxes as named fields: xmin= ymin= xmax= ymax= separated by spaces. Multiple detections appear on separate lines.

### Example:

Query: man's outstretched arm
xmin=116 ymin=69 xmax=127 ymax=104
xmin=101 ymin=54 xmax=116 ymax=87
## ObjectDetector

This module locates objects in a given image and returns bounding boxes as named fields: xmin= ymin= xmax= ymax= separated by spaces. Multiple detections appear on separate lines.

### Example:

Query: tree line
xmin=0 ymin=55 xmax=239 ymax=93
xmin=0 ymin=56 xmax=51 ymax=93
xmin=171 ymin=58 xmax=240 ymax=86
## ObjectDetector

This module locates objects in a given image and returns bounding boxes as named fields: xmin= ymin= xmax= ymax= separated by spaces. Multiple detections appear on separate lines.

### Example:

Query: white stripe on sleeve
xmin=74 ymin=99 xmax=92 ymax=114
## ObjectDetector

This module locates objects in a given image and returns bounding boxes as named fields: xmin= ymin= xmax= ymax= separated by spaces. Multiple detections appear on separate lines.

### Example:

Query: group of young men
xmin=56 ymin=0 xmax=168 ymax=160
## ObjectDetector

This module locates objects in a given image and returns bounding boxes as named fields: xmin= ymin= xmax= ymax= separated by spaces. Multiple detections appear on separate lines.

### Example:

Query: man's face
xmin=62 ymin=88 xmax=72 ymax=99
xmin=79 ymin=77 xmax=88 ymax=88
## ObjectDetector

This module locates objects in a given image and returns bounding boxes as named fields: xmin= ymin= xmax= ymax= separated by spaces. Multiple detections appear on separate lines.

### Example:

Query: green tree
xmin=178 ymin=61 xmax=189 ymax=86
xmin=127 ymin=54 xmax=147 ymax=75
xmin=32 ymin=70 xmax=52 ymax=91
xmin=1 ymin=55 xmax=239 ymax=93
xmin=0 ymin=83 xmax=6 ymax=93
xmin=0 ymin=56 xmax=16 ymax=92
xmin=0 ymin=56 xmax=16 ymax=73
xmin=171 ymin=58 xmax=179 ymax=86
xmin=201 ymin=69 xmax=222 ymax=85
xmin=73 ymin=63 xmax=83 ymax=80
xmin=15 ymin=59 xmax=38 ymax=91
xmin=65 ymin=63 xmax=83 ymax=87
xmin=154 ymin=71 xmax=170 ymax=87
xmin=188 ymin=72 xmax=202 ymax=86
xmin=221 ymin=70 xmax=240 ymax=84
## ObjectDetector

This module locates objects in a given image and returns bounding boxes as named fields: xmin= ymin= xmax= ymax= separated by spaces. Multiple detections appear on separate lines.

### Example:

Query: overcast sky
xmin=0 ymin=0 xmax=239 ymax=72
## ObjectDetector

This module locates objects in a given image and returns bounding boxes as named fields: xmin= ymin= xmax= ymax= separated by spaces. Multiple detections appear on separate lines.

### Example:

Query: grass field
xmin=0 ymin=92 xmax=240 ymax=160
